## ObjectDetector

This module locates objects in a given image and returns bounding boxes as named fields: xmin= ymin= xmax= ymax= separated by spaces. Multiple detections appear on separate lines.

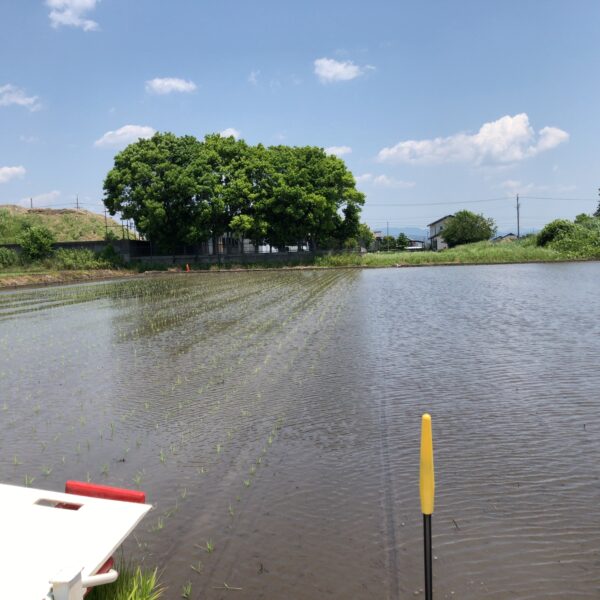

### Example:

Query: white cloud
xmin=0 ymin=166 xmax=26 ymax=184
xmin=145 ymin=77 xmax=197 ymax=95
xmin=220 ymin=128 xmax=241 ymax=140
xmin=0 ymin=84 xmax=41 ymax=111
xmin=314 ymin=57 xmax=373 ymax=83
xmin=501 ymin=179 xmax=576 ymax=195
xmin=355 ymin=173 xmax=373 ymax=184
xmin=248 ymin=70 xmax=260 ymax=86
xmin=46 ymin=0 xmax=99 ymax=31
xmin=501 ymin=179 xmax=535 ymax=194
xmin=355 ymin=173 xmax=415 ymax=188
xmin=19 ymin=135 xmax=39 ymax=143
xmin=19 ymin=190 xmax=61 ymax=207
xmin=94 ymin=125 xmax=156 ymax=148
xmin=325 ymin=145 xmax=352 ymax=157
xmin=378 ymin=114 xmax=569 ymax=165
xmin=373 ymin=174 xmax=416 ymax=188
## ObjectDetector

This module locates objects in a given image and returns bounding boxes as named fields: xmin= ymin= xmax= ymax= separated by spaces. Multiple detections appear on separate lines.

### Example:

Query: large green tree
xmin=103 ymin=133 xmax=205 ymax=251
xmin=264 ymin=146 xmax=364 ymax=250
xmin=103 ymin=133 xmax=364 ymax=252
xmin=396 ymin=232 xmax=410 ymax=250
xmin=442 ymin=210 xmax=497 ymax=247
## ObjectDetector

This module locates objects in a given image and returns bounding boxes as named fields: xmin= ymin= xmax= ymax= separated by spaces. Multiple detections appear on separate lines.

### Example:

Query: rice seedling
xmin=204 ymin=539 xmax=214 ymax=553
xmin=190 ymin=560 xmax=203 ymax=574
xmin=86 ymin=564 xmax=163 ymax=600
xmin=212 ymin=583 xmax=242 ymax=591
xmin=13 ymin=455 xmax=21 ymax=466
xmin=228 ymin=504 xmax=234 ymax=517
xmin=181 ymin=582 xmax=192 ymax=598
xmin=150 ymin=517 xmax=165 ymax=532
xmin=243 ymin=479 xmax=251 ymax=488
xmin=41 ymin=466 xmax=53 ymax=476
xmin=24 ymin=474 xmax=35 ymax=487
xmin=164 ymin=502 xmax=178 ymax=518
xmin=133 ymin=471 xmax=144 ymax=486
xmin=159 ymin=449 xmax=166 ymax=464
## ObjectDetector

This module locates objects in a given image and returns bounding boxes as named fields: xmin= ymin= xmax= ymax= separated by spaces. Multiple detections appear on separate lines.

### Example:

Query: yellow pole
xmin=420 ymin=413 xmax=435 ymax=600
xmin=420 ymin=413 xmax=435 ymax=515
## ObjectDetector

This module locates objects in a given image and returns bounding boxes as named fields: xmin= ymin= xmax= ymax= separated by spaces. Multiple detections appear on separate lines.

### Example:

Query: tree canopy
xmin=103 ymin=132 xmax=365 ymax=252
xmin=441 ymin=210 xmax=497 ymax=247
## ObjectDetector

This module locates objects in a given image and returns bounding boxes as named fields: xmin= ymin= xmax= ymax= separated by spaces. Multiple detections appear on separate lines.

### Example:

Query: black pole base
xmin=423 ymin=514 xmax=432 ymax=600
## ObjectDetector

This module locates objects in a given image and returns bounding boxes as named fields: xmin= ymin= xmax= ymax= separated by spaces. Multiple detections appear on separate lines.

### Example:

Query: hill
xmin=0 ymin=205 xmax=122 ymax=243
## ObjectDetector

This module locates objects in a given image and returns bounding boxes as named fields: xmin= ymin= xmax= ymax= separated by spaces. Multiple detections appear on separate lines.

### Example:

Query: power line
xmin=519 ymin=195 xmax=597 ymax=202
xmin=366 ymin=196 xmax=512 ymax=207
xmin=366 ymin=194 xmax=597 ymax=208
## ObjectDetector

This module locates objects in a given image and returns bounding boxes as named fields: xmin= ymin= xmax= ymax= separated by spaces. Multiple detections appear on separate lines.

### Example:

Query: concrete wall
xmin=0 ymin=239 xmax=323 ymax=264
xmin=135 ymin=251 xmax=322 ymax=266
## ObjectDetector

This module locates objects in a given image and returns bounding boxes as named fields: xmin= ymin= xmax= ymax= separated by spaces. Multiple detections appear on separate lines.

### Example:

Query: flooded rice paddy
xmin=1 ymin=263 xmax=599 ymax=599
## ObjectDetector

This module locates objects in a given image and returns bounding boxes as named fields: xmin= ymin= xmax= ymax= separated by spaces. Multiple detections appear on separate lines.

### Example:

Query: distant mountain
xmin=369 ymin=226 xmax=429 ymax=240
xmin=369 ymin=225 xmax=539 ymax=241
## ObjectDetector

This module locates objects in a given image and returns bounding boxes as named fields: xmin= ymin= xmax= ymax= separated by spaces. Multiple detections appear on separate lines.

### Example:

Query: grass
xmin=87 ymin=564 xmax=163 ymax=600
xmin=0 ymin=205 xmax=121 ymax=243
xmin=2 ymin=231 xmax=598 ymax=291
xmin=315 ymin=237 xmax=566 ymax=268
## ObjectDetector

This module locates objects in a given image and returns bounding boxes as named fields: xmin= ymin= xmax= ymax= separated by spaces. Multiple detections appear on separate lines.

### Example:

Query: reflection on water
xmin=1 ymin=263 xmax=599 ymax=599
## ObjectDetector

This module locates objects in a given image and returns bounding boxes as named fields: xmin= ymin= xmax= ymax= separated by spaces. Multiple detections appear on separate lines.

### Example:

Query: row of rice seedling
xmin=0 ymin=269 xmax=359 ymax=595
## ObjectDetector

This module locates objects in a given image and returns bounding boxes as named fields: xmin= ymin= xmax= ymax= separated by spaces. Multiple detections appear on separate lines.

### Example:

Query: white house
xmin=428 ymin=215 xmax=453 ymax=250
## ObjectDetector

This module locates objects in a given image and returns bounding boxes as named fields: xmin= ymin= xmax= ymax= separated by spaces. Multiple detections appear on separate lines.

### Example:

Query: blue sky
xmin=1 ymin=0 xmax=599 ymax=233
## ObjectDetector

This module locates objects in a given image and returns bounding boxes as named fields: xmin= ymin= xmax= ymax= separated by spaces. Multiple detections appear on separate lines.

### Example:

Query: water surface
xmin=1 ymin=263 xmax=599 ymax=599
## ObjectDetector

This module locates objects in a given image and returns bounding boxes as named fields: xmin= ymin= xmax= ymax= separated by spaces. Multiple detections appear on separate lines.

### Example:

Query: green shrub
xmin=0 ymin=247 xmax=20 ymax=268
xmin=51 ymin=248 xmax=103 ymax=270
xmin=19 ymin=226 xmax=56 ymax=260
xmin=98 ymin=244 xmax=124 ymax=267
xmin=549 ymin=218 xmax=600 ymax=258
xmin=537 ymin=219 xmax=576 ymax=246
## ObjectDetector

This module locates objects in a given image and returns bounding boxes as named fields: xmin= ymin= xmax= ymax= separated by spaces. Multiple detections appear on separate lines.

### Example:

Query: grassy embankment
xmin=0 ymin=205 xmax=117 ymax=242
xmin=0 ymin=205 xmax=131 ymax=286
xmin=316 ymin=236 xmax=563 ymax=268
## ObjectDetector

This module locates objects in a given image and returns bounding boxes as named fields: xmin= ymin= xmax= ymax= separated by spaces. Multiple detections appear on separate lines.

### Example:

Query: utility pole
xmin=76 ymin=195 xmax=79 ymax=210
xmin=30 ymin=197 xmax=32 ymax=209
xmin=516 ymin=194 xmax=520 ymax=238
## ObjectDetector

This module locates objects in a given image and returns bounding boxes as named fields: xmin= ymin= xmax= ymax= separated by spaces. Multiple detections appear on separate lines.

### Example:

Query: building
xmin=492 ymin=233 xmax=517 ymax=243
xmin=406 ymin=239 xmax=425 ymax=251
xmin=428 ymin=215 xmax=453 ymax=250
